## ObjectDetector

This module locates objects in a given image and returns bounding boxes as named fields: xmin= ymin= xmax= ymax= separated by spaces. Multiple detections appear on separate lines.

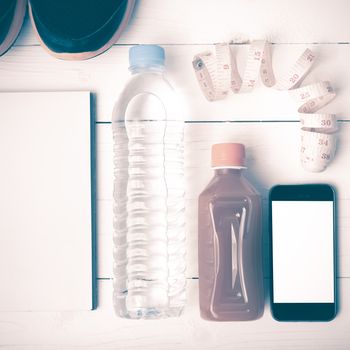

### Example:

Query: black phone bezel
xmin=269 ymin=184 xmax=337 ymax=322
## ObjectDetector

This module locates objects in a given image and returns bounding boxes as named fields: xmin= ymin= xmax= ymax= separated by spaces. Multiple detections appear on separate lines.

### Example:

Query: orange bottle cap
xmin=211 ymin=143 xmax=246 ymax=168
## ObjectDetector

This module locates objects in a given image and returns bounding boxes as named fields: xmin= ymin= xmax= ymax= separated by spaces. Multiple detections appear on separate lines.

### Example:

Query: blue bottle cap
xmin=129 ymin=45 xmax=165 ymax=69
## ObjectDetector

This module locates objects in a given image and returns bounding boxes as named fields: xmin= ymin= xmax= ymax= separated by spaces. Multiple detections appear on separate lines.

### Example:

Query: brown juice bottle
xmin=198 ymin=143 xmax=264 ymax=321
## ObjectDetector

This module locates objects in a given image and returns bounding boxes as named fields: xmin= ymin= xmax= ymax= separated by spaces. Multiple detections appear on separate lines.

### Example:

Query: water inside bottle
xmin=113 ymin=93 xmax=185 ymax=319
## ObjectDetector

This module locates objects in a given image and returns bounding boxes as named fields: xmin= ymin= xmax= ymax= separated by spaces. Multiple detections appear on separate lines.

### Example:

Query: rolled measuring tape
xmin=192 ymin=41 xmax=338 ymax=172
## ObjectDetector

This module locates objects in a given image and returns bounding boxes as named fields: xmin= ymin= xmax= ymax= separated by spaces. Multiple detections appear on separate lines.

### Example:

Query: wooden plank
xmin=98 ymin=122 xmax=350 ymax=200
xmin=97 ymin=197 xmax=350 ymax=280
xmin=96 ymin=122 xmax=350 ymax=278
xmin=0 ymin=44 xmax=348 ymax=122
xmin=15 ymin=0 xmax=350 ymax=46
xmin=0 ymin=279 xmax=348 ymax=349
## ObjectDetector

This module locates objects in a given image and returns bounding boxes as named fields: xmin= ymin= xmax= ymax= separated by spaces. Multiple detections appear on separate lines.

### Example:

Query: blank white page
xmin=0 ymin=91 xmax=94 ymax=311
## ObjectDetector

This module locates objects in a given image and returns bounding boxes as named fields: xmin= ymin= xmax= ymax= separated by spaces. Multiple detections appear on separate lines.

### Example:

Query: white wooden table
xmin=1 ymin=1 xmax=350 ymax=348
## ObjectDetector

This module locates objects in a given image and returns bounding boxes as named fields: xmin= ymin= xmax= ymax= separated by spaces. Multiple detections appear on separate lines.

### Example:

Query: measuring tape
xmin=192 ymin=41 xmax=337 ymax=172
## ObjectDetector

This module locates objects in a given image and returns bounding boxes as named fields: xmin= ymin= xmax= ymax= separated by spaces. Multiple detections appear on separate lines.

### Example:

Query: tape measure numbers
xmin=192 ymin=41 xmax=337 ymax=172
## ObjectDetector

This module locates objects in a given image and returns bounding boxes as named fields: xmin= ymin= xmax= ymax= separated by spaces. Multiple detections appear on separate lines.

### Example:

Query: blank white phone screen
xmin=272 ymin=201 xmax=334 ymax=303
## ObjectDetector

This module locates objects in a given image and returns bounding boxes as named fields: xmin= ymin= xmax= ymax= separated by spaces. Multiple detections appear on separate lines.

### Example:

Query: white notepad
xmin=0 ymin=91 xmax=95 ymax=311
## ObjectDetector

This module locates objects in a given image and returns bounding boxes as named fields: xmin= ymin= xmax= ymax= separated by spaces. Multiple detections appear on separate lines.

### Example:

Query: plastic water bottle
xmin=112 ymin=45 xmax=186 ymax=319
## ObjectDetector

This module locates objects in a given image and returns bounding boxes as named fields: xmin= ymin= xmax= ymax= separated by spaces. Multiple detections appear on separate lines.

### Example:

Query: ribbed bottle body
xmin=112 ymin=71 xmax=186 ymax=319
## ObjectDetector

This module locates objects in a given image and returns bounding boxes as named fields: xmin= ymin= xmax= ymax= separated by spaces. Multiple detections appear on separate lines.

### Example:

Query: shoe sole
xmin=0 ymin=0 xmax=27 ymax=57
xmin=29 ymin=0 xmax=135 ymax=60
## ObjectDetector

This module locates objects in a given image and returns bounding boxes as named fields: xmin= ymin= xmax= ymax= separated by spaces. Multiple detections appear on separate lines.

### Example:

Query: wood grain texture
xmin=0 ymin=0 xmax=349 ymax=348
xmin=96 ymin=122 xmax=350 ymax=280
xmin=0 ymin=44 xmax=348 ymax=122
xmin=0 ymin=279 xmax=349 ymax=350
xmin=14 ymin=0 xmax=350 ymax=46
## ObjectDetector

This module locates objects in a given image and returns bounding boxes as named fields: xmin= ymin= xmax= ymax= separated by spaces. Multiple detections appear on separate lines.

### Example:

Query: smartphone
xmin=269 ymin=184 xmax=336 ymax=321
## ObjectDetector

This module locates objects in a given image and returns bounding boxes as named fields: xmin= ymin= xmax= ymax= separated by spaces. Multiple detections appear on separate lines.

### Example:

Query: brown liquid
xmin=198 ymin=168 xmax=264 ymax=321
